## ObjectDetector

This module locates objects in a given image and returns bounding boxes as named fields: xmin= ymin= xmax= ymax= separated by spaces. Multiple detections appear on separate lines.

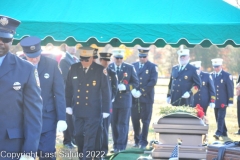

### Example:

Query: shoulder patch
xmin=155 ymin=66 xmax=158 ymax=72
xmin=34 ymin=69 xmax=40 ymax=87
xmin=229 ymin=75 xmax=233 ymax=81
xmin=133 ymin=67 xmax=136 ymax=73
xmin=209 ymin=75 xmax=213 ymax=81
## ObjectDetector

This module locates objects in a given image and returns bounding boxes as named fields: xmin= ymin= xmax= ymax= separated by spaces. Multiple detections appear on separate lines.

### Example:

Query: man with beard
xmin=0 ymin=15 xmax=42 ymax=160
xmin=167 ymin=48 xmax=201 ymax=106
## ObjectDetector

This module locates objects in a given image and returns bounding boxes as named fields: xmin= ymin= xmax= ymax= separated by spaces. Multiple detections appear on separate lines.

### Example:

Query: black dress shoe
xmin=64 ymin=143 xmax=74 ymax=149
xmin=139 ymin=145 xmax=146 ymax=150
xmin=222 ymin=133 xmax=228 ymax=137
xmin=110 ymin=149 xmax=119 ymax=153
xmin=213 ymin=134 xmax=220 ymax=140
xmin=133 ymin=144 xmax=139 ymax=147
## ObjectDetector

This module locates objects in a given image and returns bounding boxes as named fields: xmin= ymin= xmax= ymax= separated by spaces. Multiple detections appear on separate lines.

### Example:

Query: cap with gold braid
xmin=79 ymin=47 xmax=94 ymax=60
xmin=99 ymin=52 xmax=112 ymax=61
xmin=138 ymin=47 xmax=149 ymax=56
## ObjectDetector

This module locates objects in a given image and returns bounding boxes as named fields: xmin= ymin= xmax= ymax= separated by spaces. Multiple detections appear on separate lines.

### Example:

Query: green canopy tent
xmin=1 ymin=0 xmax=240 ymax=47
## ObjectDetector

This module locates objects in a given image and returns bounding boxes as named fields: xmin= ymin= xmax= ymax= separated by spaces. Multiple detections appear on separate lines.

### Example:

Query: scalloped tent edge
xmin=12 ymin=37 xmax=240 ymax=48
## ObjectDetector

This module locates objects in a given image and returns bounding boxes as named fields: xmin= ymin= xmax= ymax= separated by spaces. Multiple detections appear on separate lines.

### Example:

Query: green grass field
xmin=55 ymin=82 xmax=240 ymax=160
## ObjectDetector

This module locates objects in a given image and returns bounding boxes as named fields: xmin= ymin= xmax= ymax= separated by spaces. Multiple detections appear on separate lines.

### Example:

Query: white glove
xmin=228 ymin=103 xmax=233 ymax=107
xmin=118 ymin=83 xmax=126 ymax=91
xmin=182 ymin=92 xmax=190 ymax=98
xmin=131 ymin=89 xmax=137 ymax=96
xmin=166 ymin=97 xmax=171 ymax=104
xmin=135 ymin=90 xmax=142 ymax=98
xmin=66 ymin=107 xmax=73 ymax=115
xmin=103 ymin=113 xmax=110 ymax=118
xmin=209 ymin=103 xmax=215 ymax=109
xmin=57 ymin=120 xmax=67 ymax=132
xmin=19 ymin=155 xmax=34 ymax=160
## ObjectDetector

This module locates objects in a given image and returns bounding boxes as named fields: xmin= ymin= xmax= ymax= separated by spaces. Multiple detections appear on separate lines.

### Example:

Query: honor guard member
xmin=190 ymin=61 xmax=216 ymax=114
xmin=0 ymin=16 xmax=42 ymax=160
xmin=59 ymin=44 xmax=79 ymax=149
xmin=65 ymin=47 xmax=111 ymax=160
xmin=109 ymin=49 xmax=139 ymax=153
xmin=236 ymin=75 xmax=240 ymax=135
xmin=95 ymin=52 xmax=118 ymax=155
xmin=20 ymin=36 xmax=67 ymax=160
xmin=131 ymin=48 xmax=158 ymax=149
xmin=211 ymin=58 xmax=234 ymax=139
xmin=167 ymin=48 xmax=201 ymax=106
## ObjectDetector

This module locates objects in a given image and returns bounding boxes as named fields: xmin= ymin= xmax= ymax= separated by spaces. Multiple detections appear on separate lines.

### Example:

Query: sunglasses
xmin=213 ymin=66 xmax=220 ymax=68
xmin=115 ymin=57 xmax=123 ymax=60
xmin=139 ymin=56 xmax=147 ymax=58
xmin=180 ymin=55 xmax=187 ymax=58
xmin=80 ymin=59 xmax=89 ymax=62
xmin=0 ymin=38 xmax=12 ymax=43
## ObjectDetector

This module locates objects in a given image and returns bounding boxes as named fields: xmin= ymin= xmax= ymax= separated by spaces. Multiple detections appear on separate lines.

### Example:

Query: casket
xmin=207 ymin=143 xmax=240 ymax=160
xmin=151 ymin=112 xmax=208 ymax=159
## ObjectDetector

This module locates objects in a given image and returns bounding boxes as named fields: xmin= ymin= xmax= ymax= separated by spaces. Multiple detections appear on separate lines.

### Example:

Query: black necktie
xmin=140 ymin=64 xmax=143 ymax=69
xmin=83 ymin=68 xmax=87 ymax=74
xmin=117 ymin=66 xmax=120 ymax=74
xmin=179 ymin=66 xmax=183 ymax=72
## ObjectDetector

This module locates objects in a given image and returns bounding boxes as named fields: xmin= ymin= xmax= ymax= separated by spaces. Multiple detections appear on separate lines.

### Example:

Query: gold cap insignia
xmin=0 ymin=17 xmax=8 ymax=26
xmin=184 ymin=76 xmax=188 ymax=79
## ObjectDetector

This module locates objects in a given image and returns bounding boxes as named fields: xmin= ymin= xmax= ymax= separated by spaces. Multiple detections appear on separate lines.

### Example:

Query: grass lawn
xmin=55 ymin=83 xmax=240 ymax=159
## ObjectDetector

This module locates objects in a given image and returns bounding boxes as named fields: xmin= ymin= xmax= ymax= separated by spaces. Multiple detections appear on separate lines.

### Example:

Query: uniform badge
xmin=93 ymin=80 xmax=96 ymax=86
xmin=221 ymin=79 xmax=223 ymax=83
xmin=229 ymin=75 xmax=233 ymax=81
xmin=34 ymin=69 xmax=40 ymax=87
xmin=44 ymin=73 xmax=50 ymax=79
xmin=146 ymin=70 xmax=149 ymax=74
xmin=30 ymin=46 xmax=35 ymax=51
xmin=155 ymin=66 xmax=158 ymax=72
xmin=202 ymin=81 xmax=205 ymax=86
xmin=13 ymin=82 xmax=21 ymax=90
xmin=184 ymin=75 xmax=188 ymax=79
xmin=0 ymin=17 xmax=8 ymax=26
xmin=103 ymin=69 xmax=107 ymax=76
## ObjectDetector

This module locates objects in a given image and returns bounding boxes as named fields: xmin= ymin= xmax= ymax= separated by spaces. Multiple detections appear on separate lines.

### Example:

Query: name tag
xmin=73 ymin=76 xmax=77 ymax=79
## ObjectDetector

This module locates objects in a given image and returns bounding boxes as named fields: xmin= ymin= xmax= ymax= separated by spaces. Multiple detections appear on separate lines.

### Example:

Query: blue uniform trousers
xmin=101 ymin=114 xmax=111 ymax=154
xmin=38 ymin=129 xmax=56 ymax=160
xmin=111 ymin=108 xmax=131 ymax=150
xmin=214 ymin=107 xmax=227 ymax=136
xmin=238 ymin=100 xmax=240 ymax=128
xmin=63 ymin=114 xmax=75 ymax=145
xmin=131 ymin=103 xmax=153 ymax=147
xmin=95 ymin=114 xmax=111 ymax=155
xmin=74 ymin=117 xmax=101 ymax=160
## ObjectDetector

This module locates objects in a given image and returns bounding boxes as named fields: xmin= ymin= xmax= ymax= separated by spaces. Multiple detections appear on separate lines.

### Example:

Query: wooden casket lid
xmin=158 ymin=112 xmax=205 ymax=125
